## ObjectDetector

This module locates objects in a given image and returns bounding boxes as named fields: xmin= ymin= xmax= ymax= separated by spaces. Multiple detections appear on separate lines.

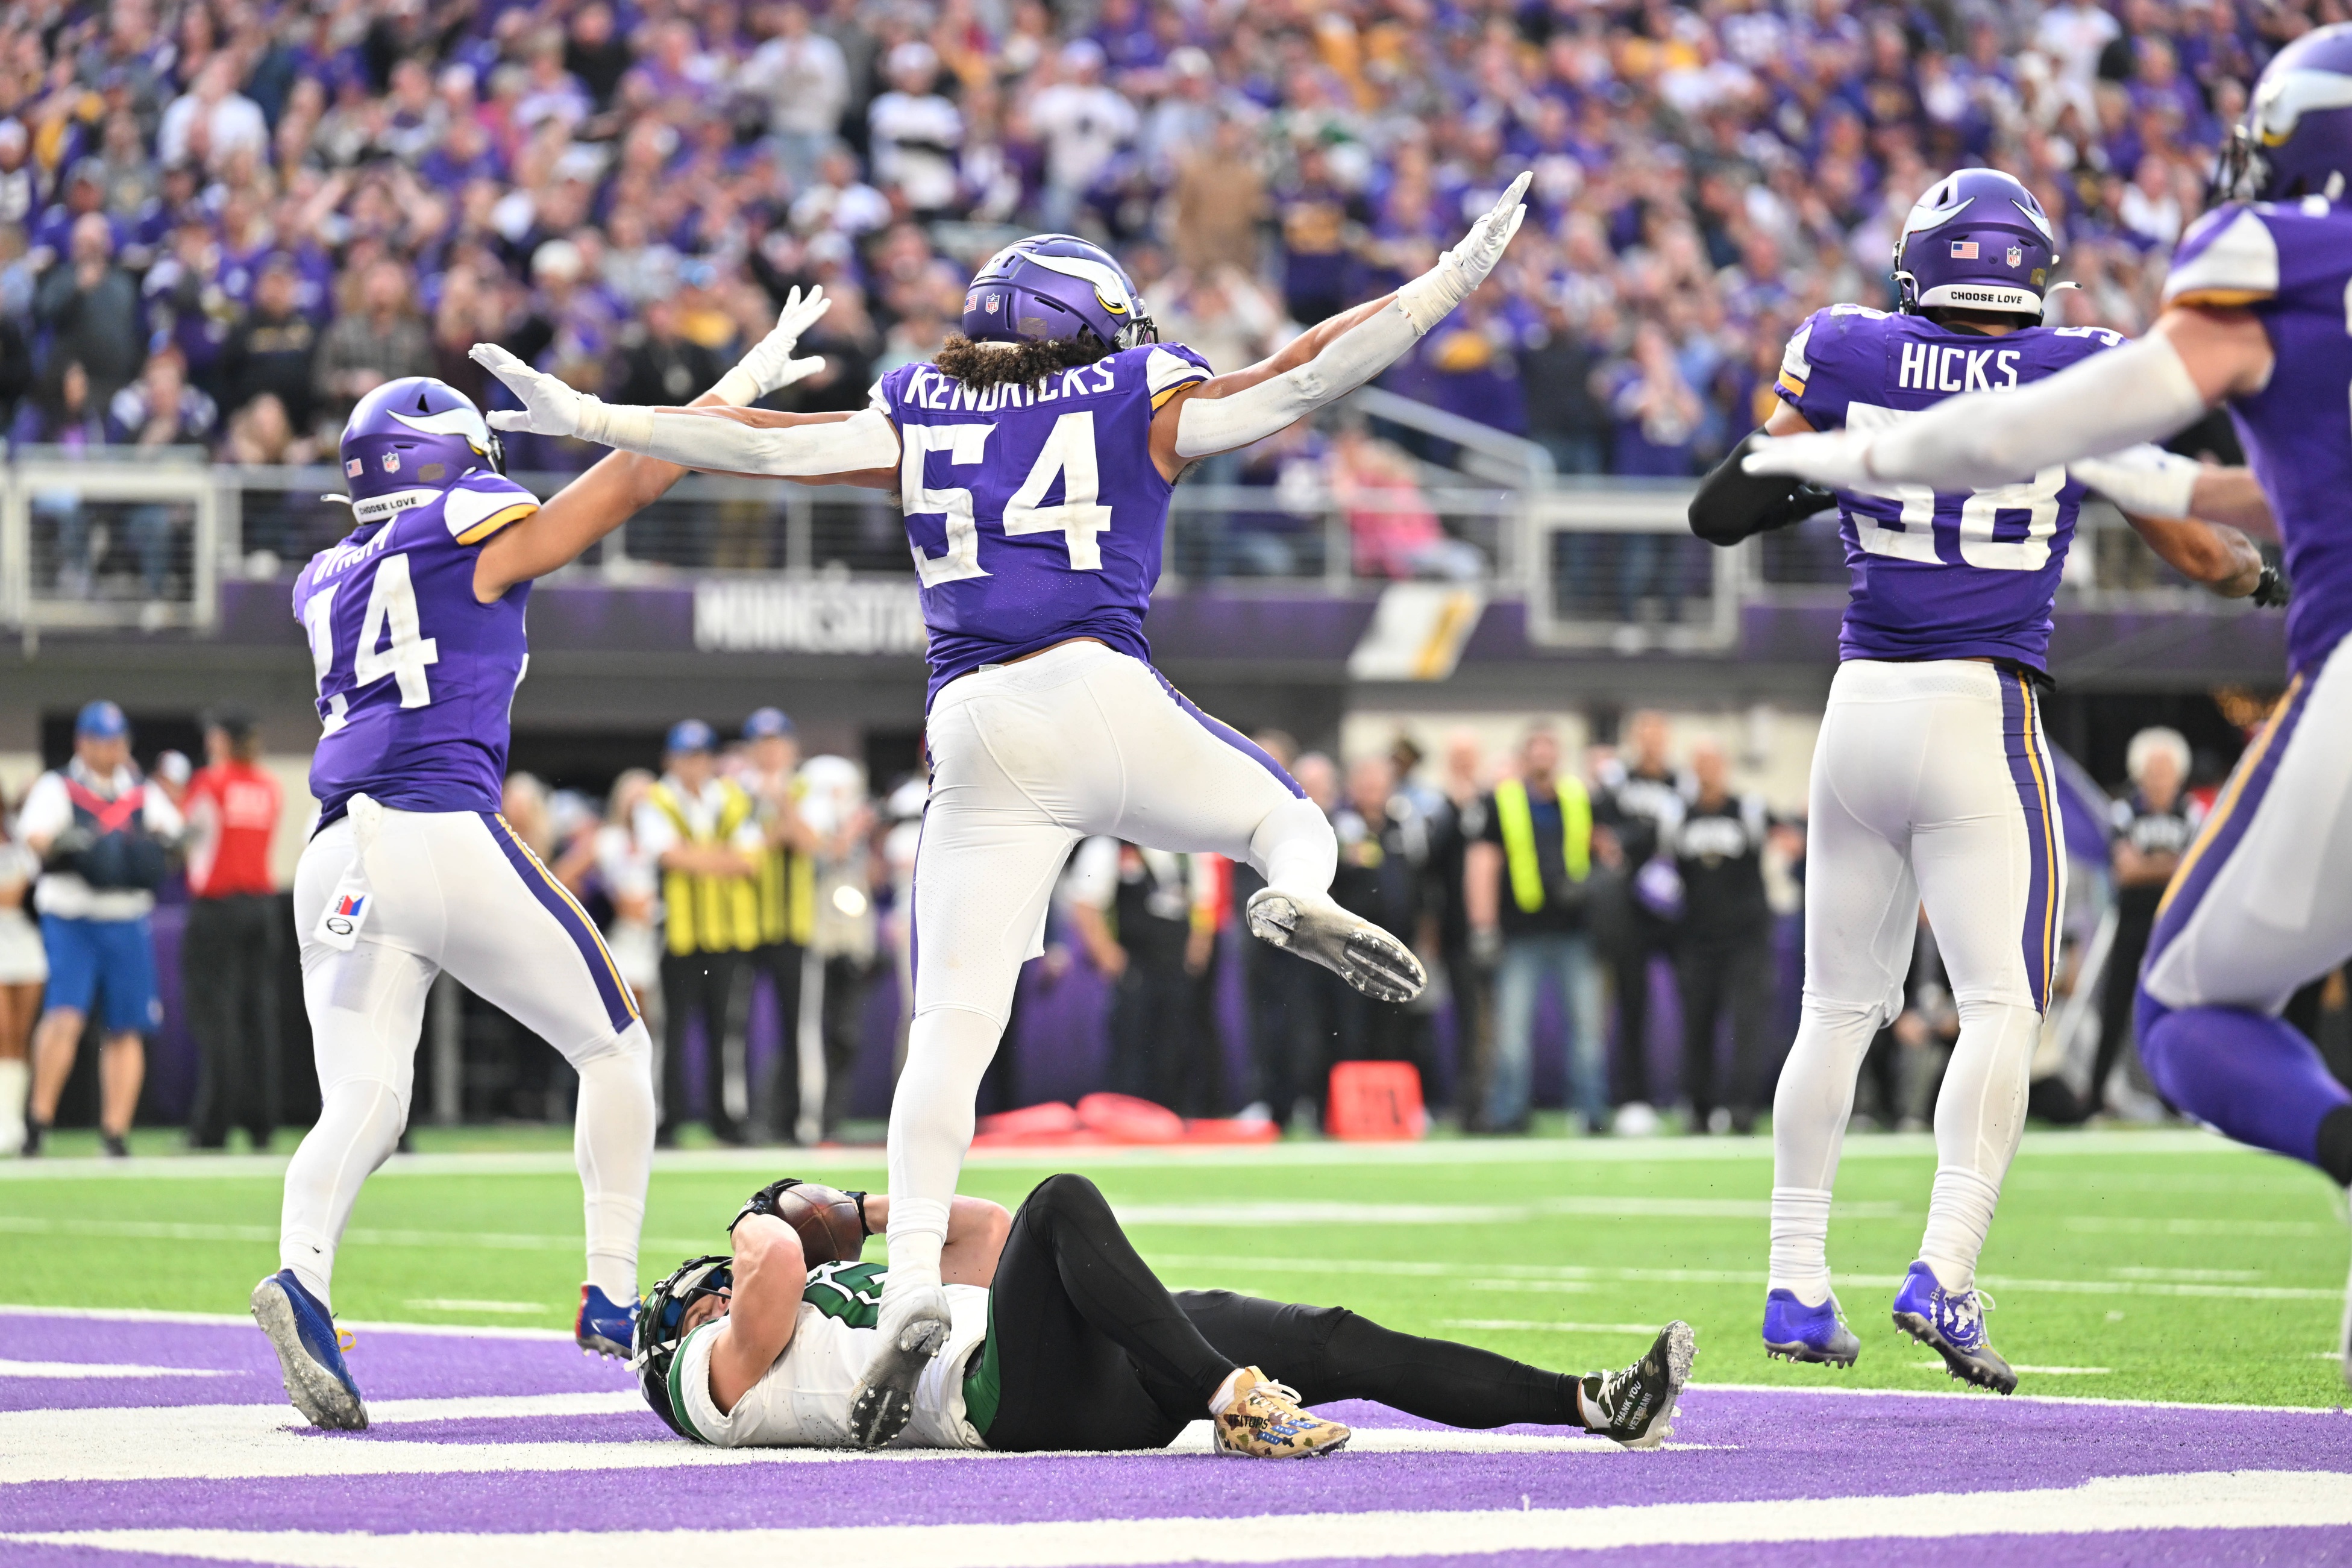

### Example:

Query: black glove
xmin=2252 ymin=563 xmax=2289 ymax=608
xmin=730 ymin=1176 xmax=803 ymax=1235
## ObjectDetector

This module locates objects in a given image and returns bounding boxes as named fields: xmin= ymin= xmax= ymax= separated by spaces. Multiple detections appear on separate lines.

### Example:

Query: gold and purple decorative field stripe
xmin=5 ymin=1311 xmax=2352 ymax=1565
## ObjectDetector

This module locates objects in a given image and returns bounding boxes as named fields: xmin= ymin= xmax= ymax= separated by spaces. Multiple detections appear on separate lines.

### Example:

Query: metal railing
xmin=0 ymin=435 xmax=2267 ymax=648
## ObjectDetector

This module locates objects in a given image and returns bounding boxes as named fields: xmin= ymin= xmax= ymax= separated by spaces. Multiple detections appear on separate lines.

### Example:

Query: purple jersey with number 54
xmin=1777 ymin=307 xmax=2121 ymax=671
xmin=293 ymin=471 xmax=541 ymax=826
xmin=2164 ymin=199 xmax=2352 ymax=677
xmin=873 ymin=342 xmax=1212 ymax=704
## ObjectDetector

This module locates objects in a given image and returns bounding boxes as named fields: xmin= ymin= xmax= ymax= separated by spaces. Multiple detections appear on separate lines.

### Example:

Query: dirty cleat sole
xmin=250 ymin=1275 xmax=366 ymax=1430
xmin=847 ymin=1312 xmax=951 ymax=1448
xmin=1893 ymin=1306 xmax=2018 ymax=1394
xmin=1245 ymin=889 xmax=1425 ymax=1003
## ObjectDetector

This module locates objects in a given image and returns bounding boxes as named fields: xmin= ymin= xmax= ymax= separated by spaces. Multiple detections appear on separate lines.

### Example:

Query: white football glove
xmin=713 ymin=285 xmax=832 ymax=407
xmin=1397 ymin=171 xmax=1532 ymax=333
xmin=2069 ymin=445 xmax=2200 ymax=520
xmin=1742 ymin=428 xmax=1881 ymax=494
xmin=470 ymin=343 xmax=596 ymax=439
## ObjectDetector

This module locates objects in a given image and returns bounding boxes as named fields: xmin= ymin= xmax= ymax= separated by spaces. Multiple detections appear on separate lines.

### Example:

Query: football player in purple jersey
xmin=251 ymin=293 xmax=834 ymax=1430
xmin=474 ymin=177 xmax=1533 ymax=1445
xmin=1689 ymin=167 xmax=2278 ymax=1395
xmin=1750 ymin=24 xmax=2352 ymax=1385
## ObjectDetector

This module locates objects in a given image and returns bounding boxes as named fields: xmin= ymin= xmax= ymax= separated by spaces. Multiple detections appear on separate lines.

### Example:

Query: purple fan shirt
xmin=1777 ymin=306 xmax=2122 ymax=671
xmin=2163 ymin=198 xmax=2352 ymax=678
xmin=872 ymin=342 xmax=1212 ymax=705
xmin=293 ymin=469 xmax=541 ymax=827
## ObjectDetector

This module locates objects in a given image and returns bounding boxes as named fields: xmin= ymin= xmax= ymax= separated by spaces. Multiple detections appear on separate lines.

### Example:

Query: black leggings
xmin=981 ymin=1174 xmax=1581 ymax=1452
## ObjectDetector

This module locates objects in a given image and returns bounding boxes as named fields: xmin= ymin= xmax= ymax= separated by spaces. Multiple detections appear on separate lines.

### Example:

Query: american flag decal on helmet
xmin=1950 ymin=240 xmax=1979 ymax=259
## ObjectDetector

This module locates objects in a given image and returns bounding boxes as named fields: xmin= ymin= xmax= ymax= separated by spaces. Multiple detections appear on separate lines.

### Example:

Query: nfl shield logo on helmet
xmin=1949 ymin=240 xmax=1978 ymax=259
xmin=2006 ymin=245 xmax=2024 ymax=267
xmin=381 ymin=452 xmax=401 ymax=473
xmin=985 ymin=294 xmax=1000 ymax=313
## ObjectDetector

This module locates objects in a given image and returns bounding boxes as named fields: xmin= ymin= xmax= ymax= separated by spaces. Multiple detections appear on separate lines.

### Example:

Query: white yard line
xmin=12 ymin=1470 xmax=2352 ymax=1566
xmin=0 ymin=1126 xmax=2266 ymax=1182
xmin=0 ymin=1360 xmax=233 ymax=1379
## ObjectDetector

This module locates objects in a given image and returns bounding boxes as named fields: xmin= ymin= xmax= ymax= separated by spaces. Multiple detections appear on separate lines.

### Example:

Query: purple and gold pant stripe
xmin=2147 ymin=672 xmax=2313 ymax=970
xmin=1997 ymin=672 xmax=2060 ymax=1014
xmin=481 ymin=810 xmax=641 ymax=1035
xmin=1151 ymin=665 xmax=1306 ymax=799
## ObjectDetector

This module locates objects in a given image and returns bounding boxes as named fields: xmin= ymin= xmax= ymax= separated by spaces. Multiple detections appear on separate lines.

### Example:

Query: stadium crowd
xmin=0 ymin=0 xmax=2309 ymax=501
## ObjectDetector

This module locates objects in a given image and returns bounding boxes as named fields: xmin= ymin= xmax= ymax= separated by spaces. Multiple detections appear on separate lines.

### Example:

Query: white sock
xmin=883 ymin=1005 xmax=997 ymax=1301
xmin=1249 ymin=795 xmax=1337 ymax=898
xmin=278 ymin=1079 xmax=406 ymax=1313
xmin=0 ymin=1059 xmax=27 ymax=1148
xmin=1919 ymin=1168 xmax=2002 ymax=1292
xmin=573 ymin=1025 xmax=656 ymax=1302
xmin=1209 ymin=1366 xmax=1247 ymax=1415
xmin=1767 ymin=1187 xmax=1836 ymax=1306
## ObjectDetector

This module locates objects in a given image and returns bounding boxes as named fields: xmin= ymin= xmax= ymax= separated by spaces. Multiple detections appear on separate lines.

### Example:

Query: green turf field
xmin=2 ymin=1128 xmax=2343 ymax=1408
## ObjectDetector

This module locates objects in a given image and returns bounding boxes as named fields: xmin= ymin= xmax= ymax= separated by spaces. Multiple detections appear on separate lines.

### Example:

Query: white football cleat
xmin=1245 ymin=888 xmax=1426 ymax=1003
xmin=848 ymin=1283 xmax=952 ymax=1448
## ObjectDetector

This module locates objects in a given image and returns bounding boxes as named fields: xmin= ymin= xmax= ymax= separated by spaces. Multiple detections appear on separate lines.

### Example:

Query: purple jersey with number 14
xmin=2163 ymin=198 xmax=2352 ymax=678
xmin=873 ymin=342 xmax=1213 ymax=705
xmin=293 ymin=470 xmax=541 ymax=826
xmin=1777 ymin=307 xmax=2122 ymax=671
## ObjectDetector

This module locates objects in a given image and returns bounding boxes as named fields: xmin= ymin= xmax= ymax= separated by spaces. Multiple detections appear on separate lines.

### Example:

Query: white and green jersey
xmin=669 ymin=1261 xmax=994 ymax=1449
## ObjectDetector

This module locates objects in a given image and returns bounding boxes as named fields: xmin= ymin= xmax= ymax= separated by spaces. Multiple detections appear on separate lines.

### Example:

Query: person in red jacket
xmin=181 ymin=711 xmax=284 ymax=1150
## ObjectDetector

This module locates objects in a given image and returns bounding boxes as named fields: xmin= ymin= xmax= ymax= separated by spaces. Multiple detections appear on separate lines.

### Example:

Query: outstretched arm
xmin=2066 ymin=446 xmax=2281 ymax=601
xmin=1745 ymin=307 xmax=2276 ymax=494
xmin=1689 ymin=402 xmax=1837 ymax=546
xmin=471 ymin=289 xmax=839 ymax=602
xmin=1149 ymin=173 xmax=1532 ymax=477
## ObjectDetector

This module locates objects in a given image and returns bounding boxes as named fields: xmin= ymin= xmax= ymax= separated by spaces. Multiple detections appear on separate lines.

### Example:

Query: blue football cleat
xmin=1761 ymin=1288 xmax=1860 ymax=1367
xmin=1892 ymin=1261 xmax=2016 ymax=1394
xmin=250 ymin=1269 xmax=367 ymax=1429
xmin=575 ymin=1284 xmax=639 ymax=1359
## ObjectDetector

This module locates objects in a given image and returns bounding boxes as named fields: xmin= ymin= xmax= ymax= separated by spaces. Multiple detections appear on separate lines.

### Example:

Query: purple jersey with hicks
xmin=1777 ymin=306 xmax=2122 ymax=670
xmin=2163 ymin=199 xmax=2352 ymax=677
xmin=293 ymin=471 xmax=541 ymax=826
xmin=873 ymin=342 xmax=1212 ymax=704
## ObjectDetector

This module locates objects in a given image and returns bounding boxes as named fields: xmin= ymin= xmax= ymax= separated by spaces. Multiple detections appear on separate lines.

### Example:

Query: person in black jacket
xmin=1672 ymin=738 xmax=1778 ymax=1134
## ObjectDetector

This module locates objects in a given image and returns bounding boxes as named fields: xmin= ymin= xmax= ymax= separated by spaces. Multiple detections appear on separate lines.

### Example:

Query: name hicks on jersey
xmin=1895 ymin=342 xmax=2027 ymax=394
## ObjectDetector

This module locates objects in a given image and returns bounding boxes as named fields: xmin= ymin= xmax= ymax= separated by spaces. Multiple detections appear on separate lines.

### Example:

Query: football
xmin=770 ymin=1182 xmax=868 ymax=1268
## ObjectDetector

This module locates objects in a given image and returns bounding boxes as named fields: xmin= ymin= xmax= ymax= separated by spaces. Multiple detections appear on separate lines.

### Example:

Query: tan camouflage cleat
xmin=1211 ymin=1367 xmax=1352 ymax=1458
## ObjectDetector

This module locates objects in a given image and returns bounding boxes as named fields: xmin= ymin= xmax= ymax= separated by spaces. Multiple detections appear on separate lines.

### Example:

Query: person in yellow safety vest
xmin=634 ymin=720 xmax=765 ymax=1146
xmin=739 ymin=707 xmax=821 ymax=1143
xmin=1463 ymin=724 xmax=1608 ymax=1134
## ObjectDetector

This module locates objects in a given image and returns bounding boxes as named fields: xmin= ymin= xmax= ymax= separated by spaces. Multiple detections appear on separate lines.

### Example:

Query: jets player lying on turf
xmin=1746 ymin=27 xmax=2352 ymax=1387
xmin=635 ymin=1172 xmax=1695 ymax=1457
xmin=1679 ymin=166 xmax=2290 ymax=1398
xmin=249 ymin=292 xmax=836 ymax=1431
xmin=476 ymin=175 xmax=1536 ymax=1446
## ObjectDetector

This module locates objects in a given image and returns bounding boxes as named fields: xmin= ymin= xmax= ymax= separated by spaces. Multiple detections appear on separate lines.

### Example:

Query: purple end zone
xmin=7 ymin=1316 xmax=2352 ymax=1564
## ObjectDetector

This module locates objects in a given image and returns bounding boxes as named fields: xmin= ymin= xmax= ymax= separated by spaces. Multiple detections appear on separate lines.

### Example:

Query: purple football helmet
xmin=1892 ymin=168 xmax=2059 ymax=319
xmin=2215 ymin=22 xmax=2352 ymax=202
xmin=337 ymin=376 xmax=504 ymax=502
xmin=959 ymin=234 xmax=1157 ymax=351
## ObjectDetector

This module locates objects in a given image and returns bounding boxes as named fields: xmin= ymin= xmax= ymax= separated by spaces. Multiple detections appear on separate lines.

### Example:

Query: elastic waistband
xmin=934 ymin=639 xmax=1124 ymax=704
xmin=1831 ymin=657 xmax=2012 ymax=704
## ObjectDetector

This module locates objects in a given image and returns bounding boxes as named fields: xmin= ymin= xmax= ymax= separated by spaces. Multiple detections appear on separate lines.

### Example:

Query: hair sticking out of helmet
xmin=1891 ymin=169 xmax=2060 ymax=322
xmin=634 ymin=1254 xmax=733 ymax=1438
xmin=958 ymin=233 xmax=1156 ymax=355
xmin=336 ymin=377 xmax=504 ymax=516
xmin=2214 ymin=22 xmax=2352 ymax=204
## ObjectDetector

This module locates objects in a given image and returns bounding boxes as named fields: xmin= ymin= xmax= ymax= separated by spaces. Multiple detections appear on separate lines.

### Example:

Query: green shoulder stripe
xmin=667 ymin=1323 xmax=717 ymax=1446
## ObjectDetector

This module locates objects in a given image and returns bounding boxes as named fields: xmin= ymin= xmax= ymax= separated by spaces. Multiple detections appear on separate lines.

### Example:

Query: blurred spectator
xmin=1467 ymin=724 xmax=1605 ymax=1135
xmin=740 ymin=5 xmax=850 ymax=190
xmin=19 ymin=702 xmax=182 ymax=1158
xmin=36 ymin=214 xmax=143 ymax=408
xmin=1594 ymin=710 xmax=1685 ymax=1134
xmin=737 ymin=709 xmax=819 ymax=1143
xmin=1330 ymin=754 xmax=1437 ymax=1102
xmin=614 ymin=296 xmax=722 ymax=410
xmin=2098 ymin=727 xmax=2200 ymax=1117
xmin=1238 ymin=740 xmax=1342 ymax=1130
xmin=0 ymin=791 xmax=44 ymax=1157
xmin=219 ymin=259 xmax=321 ymax=433
xmin=314 ymin=259 xmax=431 ymax=428
xmin=594 ymin=768 xmax=663 ymax=1026
xmin=181 ymin=711 xmax=283 ymax=1152
xmin=636 ymin=720 xmax=764 ymax=1146
xmin=108 ymin=348 xmax=217 ymax=599
xmin=869 ymin=43 xmax=964 ymax=220
xmin=1030 ymin=41 xmax=1137 ymax=230
xmin=1671 ymin=738 xmax=1775 ymax=1136
xmin=1331 ymin=421 xmax=1481 ymax=581
xmin=1425 ymin=732 xmax=1492 ymax=1121
xmin=1067 ymin=836 xmax=1222 ymax=1117
xmin=799 ymin=753 xmax=877 ymax=1141
xmin=158 ymin=53 xmax=267 ymax=172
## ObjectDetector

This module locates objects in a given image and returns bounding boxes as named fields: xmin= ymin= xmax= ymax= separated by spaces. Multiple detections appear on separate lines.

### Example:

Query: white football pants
xmin=1771 ymin=659 xmax=2062 ymax=1299
xmin=281 ymin=804 xmax=655 ymax=1309
xmin=885 ymin=639 xmax=1335 ymax=1285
